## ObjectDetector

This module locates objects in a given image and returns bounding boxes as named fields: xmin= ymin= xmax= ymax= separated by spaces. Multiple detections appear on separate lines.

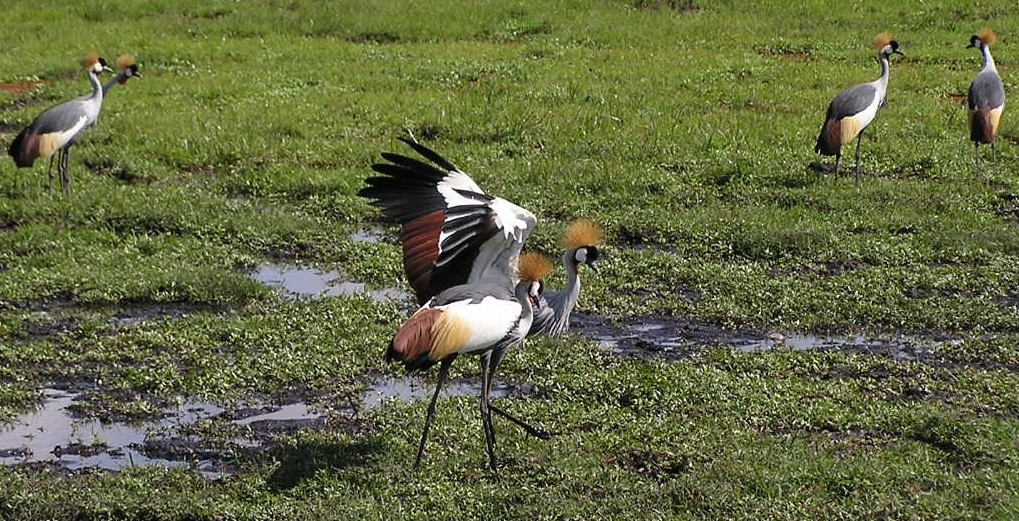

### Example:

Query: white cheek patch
xmin=575 ymin=248 xmax=588 ymax=264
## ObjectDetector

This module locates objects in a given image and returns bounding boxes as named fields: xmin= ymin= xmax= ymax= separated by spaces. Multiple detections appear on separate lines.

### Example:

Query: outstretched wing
xmin=360 ymin=138 xmax=536 ymax=304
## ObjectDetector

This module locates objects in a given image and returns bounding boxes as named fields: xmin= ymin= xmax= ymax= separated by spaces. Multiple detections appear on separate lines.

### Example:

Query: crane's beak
xmin=893 ymin=49 xmax=905 ymax=56
xmin=966 ymin=42 xmax=976 ymax=49
xmin=587 ymin=259 xmax=600 ymax=273
xmin=103 ymin=65 xmax=114 ymax=74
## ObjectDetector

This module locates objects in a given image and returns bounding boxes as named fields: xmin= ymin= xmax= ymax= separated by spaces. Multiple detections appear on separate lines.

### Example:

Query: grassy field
xmin=1 ymin=0 xmax=1019 ymax=519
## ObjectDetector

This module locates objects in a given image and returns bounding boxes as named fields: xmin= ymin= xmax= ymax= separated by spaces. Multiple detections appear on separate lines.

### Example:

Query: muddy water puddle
xmin=0 ymin=388 xmax=328 ymax=477
xmin=571 ymin=314 xmax=957 ymax=361
xmin=251 ymin=263 xmax=409 ymax=302
xmin=0 ymin=372 xmax=518 ymax=476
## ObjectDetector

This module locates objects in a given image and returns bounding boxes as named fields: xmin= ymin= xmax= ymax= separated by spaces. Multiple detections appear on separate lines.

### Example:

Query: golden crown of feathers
xmin=518 ymin=252 xmax=554 ymax=283
xmin=116 ymin=54 xmax=137 ymax=71
xmin=978 ymin=28 xmax=999 ymax=46
xmin=82 ymin=53 xmax=103 ymax=69
xmin=564 ymin=219 xmax=604 ymax=250
xmin=873 ymin=32 xmax=895 ymax=50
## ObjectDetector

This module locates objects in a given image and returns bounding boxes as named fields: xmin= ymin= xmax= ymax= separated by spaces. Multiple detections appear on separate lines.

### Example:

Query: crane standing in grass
xmin=8 ymin=53 xmax=113 ymax=194
xmin=386 ymin=251 xmax=552 ymax=471
xmin=529 ymin=219 xmax=603 ymax=337
xmin=362 ymin=138 xmax=561 ymax=458
xmin=361 ymin=138 xmax=602 ymax=340
xmin=967 ymin=28 xmax=1005 ymax=169
xmin=815 ymin=33 xmax=904 ymax=178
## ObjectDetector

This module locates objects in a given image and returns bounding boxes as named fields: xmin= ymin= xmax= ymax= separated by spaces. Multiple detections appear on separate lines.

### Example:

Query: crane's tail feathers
xmin=970 ymin=109 xmax=998 ymax=144
xmin=388 ymin=308 xmax=443 ymax=370
xmin=7 ymin=129 xmax=39 ymax=167
xmin=814 ymin=120 xmax=841 ymax=156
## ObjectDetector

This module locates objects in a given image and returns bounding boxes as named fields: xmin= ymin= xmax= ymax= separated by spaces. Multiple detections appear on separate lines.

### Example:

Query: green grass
xmin=1 ymin=0 xmax=1019 ymax=519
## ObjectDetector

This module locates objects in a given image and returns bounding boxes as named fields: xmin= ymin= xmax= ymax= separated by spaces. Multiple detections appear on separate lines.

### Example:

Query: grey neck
xmin=88 ymin=70 xmax=104 ymax=101
xmin=514 ymin=282 xmax=535 ymax=328
xmin=982 ymin=45 xmax=997 ymax=72
xmin=877 ymin=54 xmax=890 ymax=85
xmin=561 ymin=249 xmax=582 ymax=307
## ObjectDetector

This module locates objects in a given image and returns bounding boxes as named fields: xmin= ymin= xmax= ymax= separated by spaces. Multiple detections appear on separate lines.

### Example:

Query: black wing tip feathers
xmin=396 ymin=136 xmax=459 ymax=173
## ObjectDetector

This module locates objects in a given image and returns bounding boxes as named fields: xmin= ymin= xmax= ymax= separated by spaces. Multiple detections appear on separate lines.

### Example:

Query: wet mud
xmin=570 ymin=314 xmax=953 ymax=362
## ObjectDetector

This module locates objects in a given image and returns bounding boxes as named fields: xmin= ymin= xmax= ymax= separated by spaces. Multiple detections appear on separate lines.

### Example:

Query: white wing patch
xmin=489 ymin=198 xmax=536 ymax=240
xmin=848 ymin=78 xmax=886 ymax=131
xmin=39 ymin=115 xmax=89 ymax=158
xmin=440 ymin=296 xmax=521 ymax=354
xmin=444 ymin=169 xmax=484 ymax=194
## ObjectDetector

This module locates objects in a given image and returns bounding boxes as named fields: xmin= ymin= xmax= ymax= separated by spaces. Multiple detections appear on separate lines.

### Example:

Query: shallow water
xmin=0 ymin=372 xmax=514 ymax=475
xmin=251 ymin=263 xmax=408 ymax=302
xmin=0 ymin=389 xmax=227 ymax=476
xmin=572 ymin=314 xmax=953 ymax=361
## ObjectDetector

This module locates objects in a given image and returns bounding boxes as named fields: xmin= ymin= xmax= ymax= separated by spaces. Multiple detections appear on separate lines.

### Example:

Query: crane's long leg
xmin=854 ymin=128 xmax=866 ymax=180
xmin=485 ymin=346 xmax=553 ymax=439
xmin=975 ymin=142 xmax=982 ymax=177
xmin=480 ymin=352 xmax=498 ymax=471
xmin=490 ymin=404 xmax=554 ymax=439
xmin=46 ymin=154 xmax=57 ymax=194
xmin=833 ymin=151 xmax=842 ymax=177
xmin=414 ymin=357 xmax=454 ymax=470
xmin=59 ymin=146 xmax=73 ymax=195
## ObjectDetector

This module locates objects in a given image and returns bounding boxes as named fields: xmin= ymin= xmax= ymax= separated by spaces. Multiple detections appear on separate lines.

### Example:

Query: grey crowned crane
xmin=815 ymin=33 xmax=904 ymax=178
xmin=102 ymin=54 xmax=141 ymax=97
xmin=967 ymin=28 xmax=1005 ymax=167
xmin=529 ymin=219 xmax=603 ymax=337
xmin=386 ymin=251 xmax=552 ymax=470
xmin=8 ymin=53 xmax=113 ymax=194
xmin=360 ymin=138 xmax=602 ymax=339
